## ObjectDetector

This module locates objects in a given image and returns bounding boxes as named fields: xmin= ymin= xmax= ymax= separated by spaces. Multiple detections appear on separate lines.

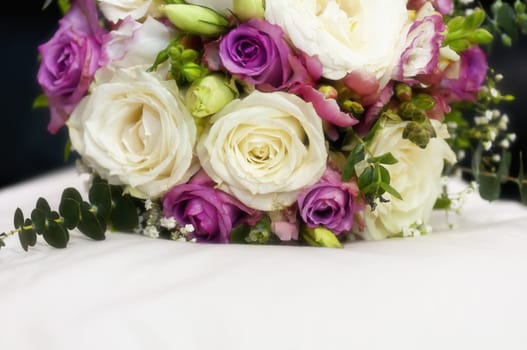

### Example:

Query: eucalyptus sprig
xmin=0 ymin=177 xmax=139 ymax=251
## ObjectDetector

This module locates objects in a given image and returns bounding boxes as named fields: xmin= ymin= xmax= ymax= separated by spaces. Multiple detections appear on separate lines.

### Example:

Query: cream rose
xmin=97 ymin=0 xmax=163 ymax=22
xmin=197 ymin=91 xmax=328 ymax=211
xmin=357 ymin=120 xmax=456 ymax=240
xmin=265 ymin=0 xmax=410 ymax=81
xmin=67 ymin=66 xmax=198 ymax=199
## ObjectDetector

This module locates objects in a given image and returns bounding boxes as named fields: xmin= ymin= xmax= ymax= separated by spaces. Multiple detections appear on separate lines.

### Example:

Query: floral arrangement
xmin=2 ymin=0 xmax=527 ymax=251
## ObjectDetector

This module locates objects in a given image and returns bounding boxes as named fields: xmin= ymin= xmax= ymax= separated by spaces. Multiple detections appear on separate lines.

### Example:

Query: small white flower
xmin=483 ymin=141 xmax=492 ymax=151
xmin=183 ymin=224 xmax=195 ymax=233
xmin=507 ymin=133 xmax=517 ymax=142
xmin=490 ymin=88 xmax=499 ymax=98
xmin=474 ymin=116 xmax=488 ymax=125
xmin=489 ymin=129 xmax=497 ymax=141
xmin=495 ymin=74 xmax=503 ymax=81
xmin=160 ymin=217 xmax=177 ymax=229
xmin=500 ymin=139 xmax=511 ymax=149
xmin=485 ymin=110 xmax=494 ymax=120
xmin=143 ymin=226 xmax=160 ymax=239
xmin=145 ymin=199 xmax=153 ymax=210
xmin=492 ymin=154 xmax=501 ymax=163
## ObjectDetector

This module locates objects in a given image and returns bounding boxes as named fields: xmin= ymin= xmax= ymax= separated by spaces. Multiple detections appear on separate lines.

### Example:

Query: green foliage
xmin=445 ymin=9 xmax=493 ymax=52
xmin=230 ymin=216 xmax=280 ymax=245
xmin=32 ymin=94 xmax=48 ymax=109
xmin=301 ymin=226 xmax=342 ymax=248
xmin=0 ymin=178 xmax=139 ymax=252
xmin=148 ymin=38 xmax=209 ymax=86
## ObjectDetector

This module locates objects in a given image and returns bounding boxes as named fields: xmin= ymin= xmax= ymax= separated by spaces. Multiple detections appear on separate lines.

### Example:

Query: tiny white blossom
xmin=145 ymin=199 xmax=153 ymax=210
xmin=490 ymin=88 xmax=499 ymax=98
xmin=160 ymin=216 xmax=177 ymax=229
xmin=495 ymin=74 xmax=503 ymax=81
xmin=457 ymin=150 xmax=466 ymax=160
xmin=507 ymin=133 xmax=517 ymax=142
xmin=474 ymin=116 xmax=488 ymax=125
xmin=143 ymin=225 xmax=159 ymax=239
xmin=492 ymin=154 xmax=501 ymax=163
xmin=485 ymin=110 xmax=494 ymax=120
xmin=483 ymin=141 xmax=492 ymax=151
xmin=489 ymin=129 xmax=497 ymax=141
xmin=500 ymin=139 xmax=510 ymax=149
xmin=447 ymin=122 xmax=458 ymax=130
xmin=181 ymin=224 xmax=195 ymax=234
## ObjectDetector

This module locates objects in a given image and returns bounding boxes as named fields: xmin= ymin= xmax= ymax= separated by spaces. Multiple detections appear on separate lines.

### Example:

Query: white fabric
xmin=1 ymin=167 xmax=527 ymax=350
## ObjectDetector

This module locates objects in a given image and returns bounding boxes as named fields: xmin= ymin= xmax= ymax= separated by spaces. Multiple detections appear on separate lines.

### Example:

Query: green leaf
xmin=32 ymin=94 xmax=48 ymax=109
xmin=58 ymin=0 xmax=71 ymax=14
xmin=31 ymin=208 xmax=47 ymax=234
xmin=59 ymin=198 xmax=81 ymax=230
xmin=77 ymin=202 xmax=106 ymax=241
xmin=43 ymin=221 xmax=69 ymax=248
xmin=36 ymin=198 xmax=51 ymax=216
xmin=478 ymin=174 xmax=501 ymax=201
xmin=89 ymin=183 xmax=112 ymax=220
xmin=471 ymin=144 xmax=483 ymax=179
xmin=19 ymin=218 xmax=37 ymax=252
xmin=110 ymin=192 xmax=139 ymax=232
xmin=446 ymin=16 xmax=465 ymax=32
xmin=367 ymin=152 xmax=398 ymax=165
xmin=358 ymin=166 xmax=376 ymax=191
xmin=230 ymin=224 xmax=250 ymax=244
xmin=434 ymin=196 xmax=452 ymax=210
xmin=61 ymin=187 xmax=83 ymax=204
xmin=64 ymin=139 xmax=72 ymax=162
xmin=497 ymin=150 xmax=512 ymax=181
xmin=463 ymin=8 xmax=486 ymax=31
xmin=342 ymin=143 xmax=365 ymax=181
xmin=14 ymin=208 xmax=24 ymax=229
xmin=379 ymin=182 xmax=403 ymax=201
xmin=496 ymin=2 xmax=519 ymax=40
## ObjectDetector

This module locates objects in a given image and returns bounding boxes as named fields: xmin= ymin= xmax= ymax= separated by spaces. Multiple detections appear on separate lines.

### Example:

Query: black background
xmin=1 ymin=1 xmax=526 ymax=201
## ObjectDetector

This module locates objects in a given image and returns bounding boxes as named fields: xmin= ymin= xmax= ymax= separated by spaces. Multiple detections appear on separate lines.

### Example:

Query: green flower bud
xmin=162 ymin=4 xmax=229 ymax=36
xmin=318 ymin=85 xmax=338 ymax=99
xmin=402 ymin=120 xmax=436 ymax=149
xmin=302 ymin=226 xmax=342 ymax=248
xmin=395 ymin=82 xmax=412 ymax=102
xmin=233 ymin=0 xmax=265 ymax=22
xmin=185 ymin=74 xmax=238 ymax=118
xmin=342 ymin=100 xmax=364 ymax=115
xmin=180 ymin=62 xmax=206 ymax=83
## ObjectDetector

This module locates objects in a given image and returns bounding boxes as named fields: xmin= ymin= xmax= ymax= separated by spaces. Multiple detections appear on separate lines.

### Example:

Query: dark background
xmin=1 ymin=1 xmax=526 ymax=201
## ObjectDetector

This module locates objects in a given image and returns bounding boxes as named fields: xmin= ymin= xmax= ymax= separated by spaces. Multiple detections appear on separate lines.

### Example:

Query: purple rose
xmin=218 ymin=18 xmax=314 ymax=91
xmin=163 ymin=171 xmax=262 ymax=243
xmin=441 ymin=46 xmax=488 ymax=102
xmin=37 ymin=0 xmax=106 ymax=134
xmin=297 ymin=168 xmax=359 ymax=234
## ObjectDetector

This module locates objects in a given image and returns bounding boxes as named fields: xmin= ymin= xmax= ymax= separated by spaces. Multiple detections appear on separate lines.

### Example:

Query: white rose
xmin=103 ymin=16 xmax=174 ymax=71
xmin=197 ymin=91 xmax=328 ymax=211
xmin=265 ymin=0 xmax=410 ymax=81
xmin=67 ymin=66 xmax=198 ymax=199
xmin=357 ymin=120 xmax=456 ymax=240
xmin=97 ymin=0 xmax=163 ymax=23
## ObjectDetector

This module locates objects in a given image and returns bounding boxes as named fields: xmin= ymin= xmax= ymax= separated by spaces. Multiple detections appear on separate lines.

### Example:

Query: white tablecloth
xmin=1 ymin=167 xmax=527 ymax=350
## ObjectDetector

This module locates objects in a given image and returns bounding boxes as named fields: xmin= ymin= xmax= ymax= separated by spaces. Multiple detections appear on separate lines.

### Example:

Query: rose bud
xmin=233 ymin=0 xmax=265 ymax=22
xmin=162 ymin=4 xmax=229 ymax=36
xmin=185 ymin=73 xmax=238 ymax=118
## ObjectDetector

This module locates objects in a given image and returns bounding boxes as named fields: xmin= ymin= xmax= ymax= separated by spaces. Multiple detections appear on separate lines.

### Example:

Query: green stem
xmin=459 ymin=166 xmax=527 ymax=184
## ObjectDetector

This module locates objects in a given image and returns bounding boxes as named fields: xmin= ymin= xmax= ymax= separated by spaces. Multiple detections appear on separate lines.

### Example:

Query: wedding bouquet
xmin=2 ymin=0 xmax=526 ymax=250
